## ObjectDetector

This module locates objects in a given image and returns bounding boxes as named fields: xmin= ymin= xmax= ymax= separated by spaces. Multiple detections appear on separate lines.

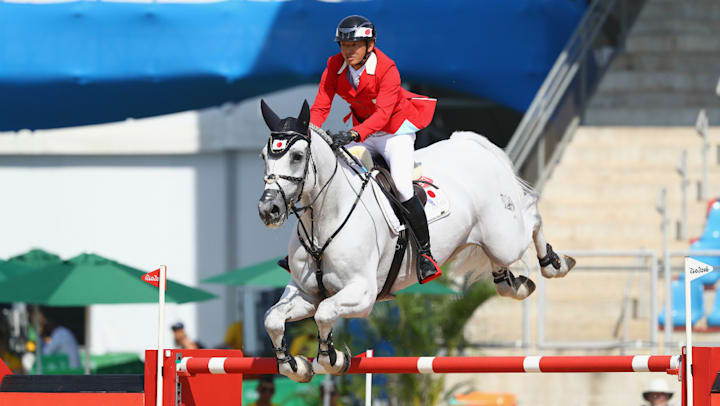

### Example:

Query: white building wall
xmin=0 ymin=84 xmax=349 ymax=356
xmin=0 ymin=155 xmax=225 ymax=352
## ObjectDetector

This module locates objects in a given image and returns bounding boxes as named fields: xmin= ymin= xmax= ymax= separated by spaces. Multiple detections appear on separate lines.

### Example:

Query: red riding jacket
xmin=310 ymin=48 xmax=436 ymax=142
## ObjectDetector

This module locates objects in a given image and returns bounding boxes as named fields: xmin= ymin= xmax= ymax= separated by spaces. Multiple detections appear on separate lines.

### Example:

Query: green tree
xmin=337 ymin=279 xmax=496 ymax=405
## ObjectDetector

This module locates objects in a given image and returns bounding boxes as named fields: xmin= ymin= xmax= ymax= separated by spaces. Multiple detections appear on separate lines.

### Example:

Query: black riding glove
xmin=329 ymin=130 xmax=360 ymax=149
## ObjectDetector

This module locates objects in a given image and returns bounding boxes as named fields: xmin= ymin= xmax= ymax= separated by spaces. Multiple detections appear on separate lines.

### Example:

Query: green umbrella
xmin=0 ymin=259 xmax=29 ymax=283
xmin=202 ymin=257 xmax=290 ymax=288
xmin=396 ymin=282 xmax=459 ymax=296
xmin=0 ymin=248 xmax=63 ymax=282
xmin=203 ymin=257 xmax=459 ymax=295
xmin=8 ymin=248 xmax=63 ymax=268
xmin=0 ymin=253 xmax=216 ymax=305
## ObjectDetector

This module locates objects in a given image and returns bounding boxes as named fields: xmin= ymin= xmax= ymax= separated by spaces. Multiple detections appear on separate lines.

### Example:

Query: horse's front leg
xmin=314 ymin=278 xmax=375 ymax=375
xmin=264 ymin=282 xmax=318 ymax=382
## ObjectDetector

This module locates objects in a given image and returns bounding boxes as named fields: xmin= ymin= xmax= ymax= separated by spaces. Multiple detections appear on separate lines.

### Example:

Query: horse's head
xmin=258 ymin=99 xmax=312 ymax=228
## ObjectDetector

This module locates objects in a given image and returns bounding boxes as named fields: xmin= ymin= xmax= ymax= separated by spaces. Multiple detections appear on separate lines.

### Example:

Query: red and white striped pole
xmin=176 ymin=355 xmax=680 ymax=375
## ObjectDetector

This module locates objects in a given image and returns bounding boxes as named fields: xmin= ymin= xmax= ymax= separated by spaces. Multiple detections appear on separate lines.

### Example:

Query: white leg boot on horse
xmin=264 ymin=283 xmax=318 ymax=383
xmin=491 ymin=264 xmax=536 ymax=300
xmin=402 ymin=196 xmax=442 ymax=284
xmin=533 ymin=226 xmax=576 ymax=278
xmin=314 ymin=279 xmax=374 ymax=375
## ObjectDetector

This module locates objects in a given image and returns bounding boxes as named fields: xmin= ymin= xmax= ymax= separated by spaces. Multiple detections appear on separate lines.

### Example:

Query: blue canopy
xmin=0 ymin=0 xmax=584 ymax=131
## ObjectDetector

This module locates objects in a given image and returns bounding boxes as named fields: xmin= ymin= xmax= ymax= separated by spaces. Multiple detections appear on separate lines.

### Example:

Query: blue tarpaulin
xmin=0 ymin=0 xmax=584 ymax=131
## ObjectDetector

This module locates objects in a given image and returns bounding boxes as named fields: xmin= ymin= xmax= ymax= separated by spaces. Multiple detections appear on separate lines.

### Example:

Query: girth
xmin=374 ymin=167 xmax=412 ymax=301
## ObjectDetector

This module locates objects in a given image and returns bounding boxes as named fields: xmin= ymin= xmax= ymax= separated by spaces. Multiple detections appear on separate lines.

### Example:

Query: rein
xmin=264 ymin=130 xmax=371 ymax=298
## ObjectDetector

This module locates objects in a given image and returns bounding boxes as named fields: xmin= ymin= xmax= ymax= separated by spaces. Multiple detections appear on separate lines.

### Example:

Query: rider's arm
xmin=352 ymin=63 xmax=401 ymax=141
xmin=310 ymin=57 xmax=339 ymax=128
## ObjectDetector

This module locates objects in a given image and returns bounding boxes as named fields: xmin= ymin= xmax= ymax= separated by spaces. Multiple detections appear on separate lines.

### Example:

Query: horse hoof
xmin=514 ymin=275 xmax=536 ymax=300
xmin=316 ymin=348 xmax=350 ymax=376
xmin=279 ymin=356 xmax=314 ymax=383
xmin=564 ymin=255 xmax=576 ymax=273
xmin=494 ymin=270 xmax=535 ymax=300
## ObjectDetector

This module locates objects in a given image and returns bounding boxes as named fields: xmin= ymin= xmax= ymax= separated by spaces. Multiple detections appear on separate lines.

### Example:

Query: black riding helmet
xmin=334 ymin=15 xmax=376 ymax=43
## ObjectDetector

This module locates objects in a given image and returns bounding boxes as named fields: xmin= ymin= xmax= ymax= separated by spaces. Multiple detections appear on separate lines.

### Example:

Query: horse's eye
xmin=291 ymin=153 xmax=303 ymax=162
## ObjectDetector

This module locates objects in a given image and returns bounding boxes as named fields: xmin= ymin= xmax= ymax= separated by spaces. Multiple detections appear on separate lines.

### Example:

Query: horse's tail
xmin=447 ymin=244 xmax=492 ymax=288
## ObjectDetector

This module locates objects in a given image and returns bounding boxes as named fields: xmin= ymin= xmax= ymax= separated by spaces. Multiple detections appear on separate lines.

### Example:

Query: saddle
xmin=346 ymin=146 xmax=429 ymax=208
xmin=346 ymin=146 xmax=444 ymax=301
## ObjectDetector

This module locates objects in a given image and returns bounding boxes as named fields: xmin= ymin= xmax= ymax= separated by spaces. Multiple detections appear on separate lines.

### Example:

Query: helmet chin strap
xmin=340 ymin=43 xmax=374 ymax=68
xmin=358 ymin=43 xmax=374 ymax=65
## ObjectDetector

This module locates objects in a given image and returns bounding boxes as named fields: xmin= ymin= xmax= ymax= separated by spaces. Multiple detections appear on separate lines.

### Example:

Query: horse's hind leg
xmin=264 ymin=283 xmax=318 ymax=382
xmin=314 ymin=278 xmax=375 ymax=375
xmin=531 ymin=212 xmax=576 ymax=278
xmin=491 ymin=263 xmax=536 ymax=300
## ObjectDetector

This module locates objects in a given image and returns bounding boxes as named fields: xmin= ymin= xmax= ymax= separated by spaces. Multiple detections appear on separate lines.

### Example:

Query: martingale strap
xmin=297 ymin=172 xmax=372 ymax=299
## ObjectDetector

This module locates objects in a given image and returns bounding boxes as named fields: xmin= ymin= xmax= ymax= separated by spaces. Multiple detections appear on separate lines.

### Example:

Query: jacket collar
xmin=337 ymin=51 xmax=377 ymax=75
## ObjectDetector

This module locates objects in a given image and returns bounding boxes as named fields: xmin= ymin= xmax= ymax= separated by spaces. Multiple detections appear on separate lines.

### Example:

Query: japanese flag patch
xmin=271 ymin=138 xmax=288 ymax=153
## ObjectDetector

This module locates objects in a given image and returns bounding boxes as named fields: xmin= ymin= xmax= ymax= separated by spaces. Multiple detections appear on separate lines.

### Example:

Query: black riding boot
xmin=402 ymin=196 xmax=442 ymax=284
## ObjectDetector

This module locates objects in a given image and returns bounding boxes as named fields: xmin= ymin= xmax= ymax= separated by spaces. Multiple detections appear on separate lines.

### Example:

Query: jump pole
xmin=176 ymin=354 xmax=681 ymax=375
xmin=161 ymin=348 xmax=720 ymax=406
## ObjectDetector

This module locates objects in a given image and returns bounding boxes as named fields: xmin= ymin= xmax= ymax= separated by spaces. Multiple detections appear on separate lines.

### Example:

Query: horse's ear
xmin=260 ymin=99 xmax=281 ymax=131
xmin=297 ymin=100 xmax=310 ymax=129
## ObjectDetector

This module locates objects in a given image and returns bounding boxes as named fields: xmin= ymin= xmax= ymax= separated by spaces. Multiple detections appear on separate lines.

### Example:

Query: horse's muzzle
xmin=258 ymin=189 xmax=286 ymax=228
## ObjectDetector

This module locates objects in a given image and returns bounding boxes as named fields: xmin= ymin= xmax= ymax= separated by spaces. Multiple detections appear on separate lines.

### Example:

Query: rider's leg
xmin=375 ymin=130 xmax=441 ymax=284
xmin=402 ymin=195 xmax=442 ymax=283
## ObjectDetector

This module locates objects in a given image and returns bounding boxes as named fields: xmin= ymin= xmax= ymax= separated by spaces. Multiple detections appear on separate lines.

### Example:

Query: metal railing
xmin=469 ymin=249 xmax=720 ymax=354
xmin=505 ymin=0 xmax=647 ymax=188
xmin=535 ymin=250 xmax=658 ymax=353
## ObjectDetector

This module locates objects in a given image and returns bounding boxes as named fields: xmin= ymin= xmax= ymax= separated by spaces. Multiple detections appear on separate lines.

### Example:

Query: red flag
xmin=142 ymin=268 xmax=167 ymax=291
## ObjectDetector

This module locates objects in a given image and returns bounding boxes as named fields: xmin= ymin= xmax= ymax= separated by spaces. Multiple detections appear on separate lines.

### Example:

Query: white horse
xmin=257 ymin=100 xmax=575 ymax=382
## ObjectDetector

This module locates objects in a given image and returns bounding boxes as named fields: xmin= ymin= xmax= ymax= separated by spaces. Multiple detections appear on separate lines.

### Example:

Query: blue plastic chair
xmin=658 ymin=280 xmax=705 ymax=327
xmin=705 ymin=289 xmax=720 ymax=327
xmin=686 ymin=199 xmax=720 ymax=287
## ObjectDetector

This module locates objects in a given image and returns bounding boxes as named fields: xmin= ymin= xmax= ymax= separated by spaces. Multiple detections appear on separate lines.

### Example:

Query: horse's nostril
xmin=271 ymin=205 xmax=280 ymax=216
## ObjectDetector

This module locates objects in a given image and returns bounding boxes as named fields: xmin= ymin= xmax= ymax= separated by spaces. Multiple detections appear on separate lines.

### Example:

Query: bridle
xmin=263 ymin=130 xmax=323 ymax=215
xmin=262 ymin=129 xmax=370 ymax=298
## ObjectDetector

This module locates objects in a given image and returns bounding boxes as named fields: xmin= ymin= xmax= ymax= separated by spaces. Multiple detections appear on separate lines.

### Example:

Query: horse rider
xmin=306 ymin=15 xmax=441 ymax=284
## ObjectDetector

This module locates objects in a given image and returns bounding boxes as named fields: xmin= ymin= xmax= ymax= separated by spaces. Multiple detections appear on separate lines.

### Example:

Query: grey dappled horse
xmin=257 ymin=100 xmax=575 ymax=382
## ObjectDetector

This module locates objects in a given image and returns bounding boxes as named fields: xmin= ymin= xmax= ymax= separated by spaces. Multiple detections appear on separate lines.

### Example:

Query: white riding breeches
xmin=350 ymin=122 xmax=417 ymax=201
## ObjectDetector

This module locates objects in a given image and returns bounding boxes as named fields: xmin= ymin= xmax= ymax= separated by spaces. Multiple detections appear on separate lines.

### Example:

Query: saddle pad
xmin=371 ymin=173 xmax=451 ymax=235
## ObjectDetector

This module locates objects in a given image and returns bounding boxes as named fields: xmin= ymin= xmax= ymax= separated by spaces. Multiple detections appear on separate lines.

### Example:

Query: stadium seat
xmin=658 ymin=280 xmax=704 ymax=327
xmin=684 ymin=198 xmax=720 ymax=287
xmin=705 ymin=289 xmax=720 ymax=327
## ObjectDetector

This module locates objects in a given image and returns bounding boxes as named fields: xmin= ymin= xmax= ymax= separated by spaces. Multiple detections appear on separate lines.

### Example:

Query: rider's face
xmin=340 ymin=40 xmax=374 ymax=69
